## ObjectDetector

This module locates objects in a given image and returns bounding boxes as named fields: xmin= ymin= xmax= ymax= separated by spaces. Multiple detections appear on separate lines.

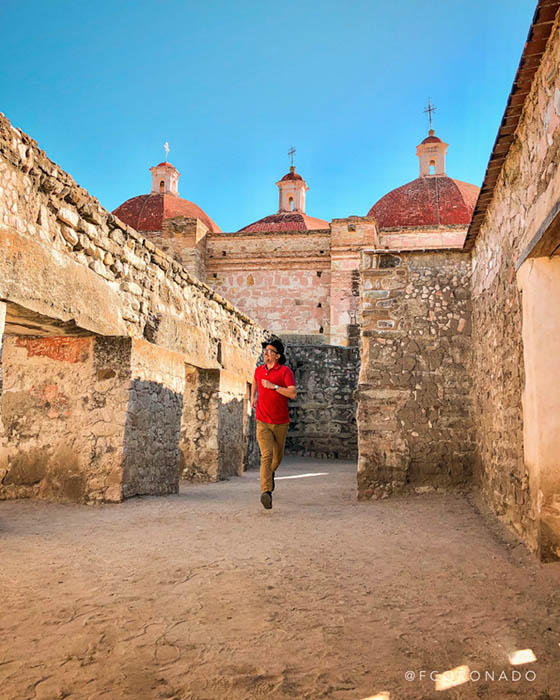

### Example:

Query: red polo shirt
xmin=254 ymin=363 xmax=296 ymax=425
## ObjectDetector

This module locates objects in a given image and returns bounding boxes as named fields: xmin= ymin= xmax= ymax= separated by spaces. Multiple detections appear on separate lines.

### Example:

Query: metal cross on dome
xmin=164 ymin=141 xmax=170 ymax=162
xmin=424 ymin=99 xmax=437 ymax=130
xmin=288 ymin=146 xmax=296 ymax=167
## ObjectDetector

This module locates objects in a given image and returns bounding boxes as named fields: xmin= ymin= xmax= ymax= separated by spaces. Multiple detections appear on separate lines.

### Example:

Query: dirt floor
xmin=1 ymin=456 xmax=560 ymax=700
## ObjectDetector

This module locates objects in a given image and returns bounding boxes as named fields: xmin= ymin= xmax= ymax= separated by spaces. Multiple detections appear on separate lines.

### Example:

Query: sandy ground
xmin=1 ymin=456 xmax=560 ymax=700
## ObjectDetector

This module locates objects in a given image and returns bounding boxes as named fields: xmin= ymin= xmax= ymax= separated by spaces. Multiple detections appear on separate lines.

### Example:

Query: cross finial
xmin=424 ymin=98 xmax=436 ymax=131
xmin=288 ymin=146 xmax=296 ymax=168
xmin=164 ymin=141 xmax=170 ymax=162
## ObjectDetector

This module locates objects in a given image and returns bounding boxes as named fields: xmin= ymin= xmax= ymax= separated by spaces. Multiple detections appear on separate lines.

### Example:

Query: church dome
xmin=420 ymin=134 xmax=443 ymax=144
xmin=112 ymin=160 xmax=221 ymax=233
xmin=368 ymin=176 xmax=479 ymax=228
xmin=280 ymin=170 xmax=304 ymax=181
xmin=113 ymin=193 xmax=221 ymax=233
xmin=238 ymin=163 xmax=327 ymax=232
xmin=368 ymin=129 xmax=479 ymax=228
xmin=239 ymin=212 xmax=329 ymax=233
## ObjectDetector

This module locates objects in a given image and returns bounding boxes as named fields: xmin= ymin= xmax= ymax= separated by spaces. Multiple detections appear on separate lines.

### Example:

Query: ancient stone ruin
xmin=1 ymin=0 xmax=560 ymax=564
xmin=0 ymin=115 xmax=264 ymax=501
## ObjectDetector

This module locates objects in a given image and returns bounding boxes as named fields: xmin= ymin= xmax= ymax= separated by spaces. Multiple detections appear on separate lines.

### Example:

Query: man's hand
xmin=260 ymin=379 xmax=297 ymax=399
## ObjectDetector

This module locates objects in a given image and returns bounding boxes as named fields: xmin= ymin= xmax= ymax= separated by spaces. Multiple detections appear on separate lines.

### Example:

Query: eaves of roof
xmin=464 ymin=0 xmax=560 ymax=251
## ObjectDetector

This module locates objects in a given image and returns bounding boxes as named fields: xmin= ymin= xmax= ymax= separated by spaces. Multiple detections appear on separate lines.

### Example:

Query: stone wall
xmin=180 ymin=366 xmax=252 ymax=481
xmin=470 ymin=13 xmax=560 ymax=555
xmin=285 ymin=344 xmax=359 ymax=459
xmin=142 ymin=216 xmax=209 ymax=282
xmin=0 ymin=336 xmax=185 ymax=502
xmin=0 ymin=113 xmax=265 ymax=502
xmin=357 ymin=250 xmax=474 ymax=498
xmin=329 ymin=218 xmax=378 ymax=347
xmin=0 ymin=113 xmax=263 ymax=374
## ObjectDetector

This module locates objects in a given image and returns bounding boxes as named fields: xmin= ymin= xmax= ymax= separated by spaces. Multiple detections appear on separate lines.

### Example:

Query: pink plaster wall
xmin=209 ymin=269 xmax=331 ymax=336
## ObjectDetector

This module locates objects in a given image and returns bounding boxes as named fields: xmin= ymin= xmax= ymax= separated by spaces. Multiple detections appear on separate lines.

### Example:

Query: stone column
xmin=0 ymin=301 xmax=5 ymax=342
xmin=0 ymin=300 xmax=5 ymax=396
xmin=121 ymin=339 xmax=185 ymax=498
xmin=517 ymin=257 xmax=560 ymax=562
xmin=0 ymin=301 xmax=6 ymax=477
xmin=179 ymin=366 xmax=248 ymax=482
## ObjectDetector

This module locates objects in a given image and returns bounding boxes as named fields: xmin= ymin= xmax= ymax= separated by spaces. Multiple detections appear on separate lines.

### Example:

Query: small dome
xmin=113 ymin=193 xmax=221 ymax=233
xmin=238 ymin=212 xmax=328 ymax=233
xmin=280 ymin=170 xmax=304 ymax=181
xmin=420 ymin=128 xmax=443 ymax=145
xmin=368 ymin=176 xmax=479 ymax=228
xmin=155 ymin=161 xmax=176 ymax=169
xmin=420 ymin=135 xmax=443 ymax=144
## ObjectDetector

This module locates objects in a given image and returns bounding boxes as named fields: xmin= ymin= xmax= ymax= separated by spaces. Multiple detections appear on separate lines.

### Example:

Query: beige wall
xmin=517 ymin=256 xmax=560 ymax=561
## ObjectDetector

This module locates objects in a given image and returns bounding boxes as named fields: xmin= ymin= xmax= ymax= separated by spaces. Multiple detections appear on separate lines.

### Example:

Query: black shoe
xmin=260 ymin=491 xmax=272 ymax=509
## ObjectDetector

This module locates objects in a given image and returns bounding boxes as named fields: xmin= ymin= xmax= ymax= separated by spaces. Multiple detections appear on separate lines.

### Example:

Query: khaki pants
xmin=256 ymin=420 xmax=289 ymax=493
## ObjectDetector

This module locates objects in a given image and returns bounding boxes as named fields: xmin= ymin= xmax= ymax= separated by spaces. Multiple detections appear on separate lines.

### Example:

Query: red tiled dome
xmin=155 ymin=161 xmax=176 ymax=168
xmin=280 ymin=170 xmax=304 ymax=181
xmin=368 ymin=176 xmax=479 ymax=228
xmin=113 ymin=193 xmax=221 ymax=233
xmin=238 ymin=212 xmax=328 ymax=233
xmin=420 ymin=135 xmax=443 ymax=144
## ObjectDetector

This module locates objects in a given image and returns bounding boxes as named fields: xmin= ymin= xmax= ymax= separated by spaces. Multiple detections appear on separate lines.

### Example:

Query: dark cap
xmin=262 ymin=337 xmax=286 ymax=364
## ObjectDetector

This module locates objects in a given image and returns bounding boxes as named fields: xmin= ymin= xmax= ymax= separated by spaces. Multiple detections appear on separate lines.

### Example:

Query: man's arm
xmin=250 ymin=380 xmax=257 ymax=409
xmin=261 ymin=379 xmax=296 ymax=399
xmin=277 ymin=384 xmax=296 ymax=400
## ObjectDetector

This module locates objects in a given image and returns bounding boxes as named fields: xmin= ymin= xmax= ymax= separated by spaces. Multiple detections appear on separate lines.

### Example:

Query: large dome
xmin=239 ymin=212 xmax=329 ymax=233
xmin=113 ymin=192 xmax=221 ymax=234
xmin=368 ymin=176 xmax=479 ymax=228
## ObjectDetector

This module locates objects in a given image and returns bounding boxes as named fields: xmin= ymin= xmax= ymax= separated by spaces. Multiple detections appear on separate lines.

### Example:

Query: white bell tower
xmin=150 ymin=162 xmax=180 ymax=196
xmin=276 ymin=166 xmax=309 ymax=213
xmin=416 ymin=130 xmax=448 ymax=177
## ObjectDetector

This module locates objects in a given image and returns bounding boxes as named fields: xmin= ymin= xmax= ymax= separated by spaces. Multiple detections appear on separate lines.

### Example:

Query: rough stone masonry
xmin=0 ymin=113 xmax=265 ymax=502
xmin=357 ymin=250 xmax=474 ymax=499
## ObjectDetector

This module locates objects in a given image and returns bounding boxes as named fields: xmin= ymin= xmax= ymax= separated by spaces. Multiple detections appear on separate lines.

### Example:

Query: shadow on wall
xmin=179 ymin=366 xmax=254 ymax=481
xmin=122 ymin=379 xmax=183 ymax=499
xmin=285 ymin=344 xmax=360 ymax=460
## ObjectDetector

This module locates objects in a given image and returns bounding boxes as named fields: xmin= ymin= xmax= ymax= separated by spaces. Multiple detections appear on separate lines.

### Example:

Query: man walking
xmin=251 ymin=338 xmax=297 ymax=509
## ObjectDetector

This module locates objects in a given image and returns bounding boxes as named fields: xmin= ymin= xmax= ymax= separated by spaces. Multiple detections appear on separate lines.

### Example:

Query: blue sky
xmin=1 ymin=0 xmax=536 ymax=232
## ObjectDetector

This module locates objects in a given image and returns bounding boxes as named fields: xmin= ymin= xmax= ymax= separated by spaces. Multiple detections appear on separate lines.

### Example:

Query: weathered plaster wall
xmin=1 ymin=336 xmax=123 ymax=502
xmin=517 ymin=257 xmax=560 ymax=561
xmin=0 ymin=113 xmax=265 ymax=502
xmin=0 ymin=113 xmax=263 ymax=377
xmin=470 ymin=16 xmax=560 ymax=555
xmin=0 ymin=335 xmax=187 ymax=502
xmin=378 ymin=224 xmax=468 ymax=250
xmin=285 ymin=344 xmax=359 ymax=459
xmin=357 ymin=250 xmax=474 ymax=499
xmin=329 ymin=218 xmax=378 ymax=347
xmin=206 ymin=230 xmax=331 ymax=338
xmin=209 ymin=268 xmax=331 ymax=337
